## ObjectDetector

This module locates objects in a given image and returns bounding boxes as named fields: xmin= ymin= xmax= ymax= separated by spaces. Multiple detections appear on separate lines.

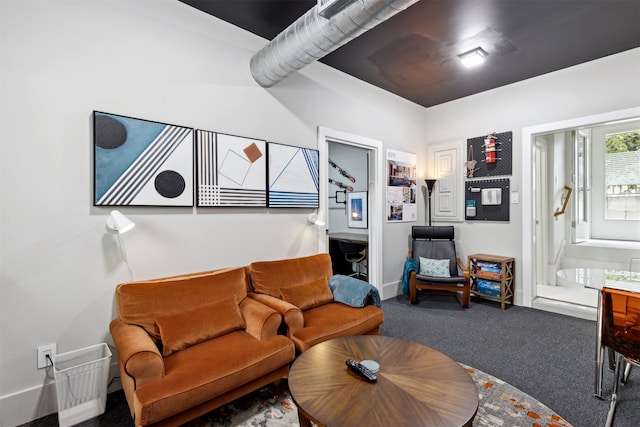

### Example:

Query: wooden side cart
xmin=468 ymin=253 xmax=515 ymax=310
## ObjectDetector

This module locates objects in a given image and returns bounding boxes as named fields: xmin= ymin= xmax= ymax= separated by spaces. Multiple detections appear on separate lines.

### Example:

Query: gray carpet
xmin=381 ymin=294 xmax=639 ymax=427
xmin=19 ymin=294 xmax=639 ymax=427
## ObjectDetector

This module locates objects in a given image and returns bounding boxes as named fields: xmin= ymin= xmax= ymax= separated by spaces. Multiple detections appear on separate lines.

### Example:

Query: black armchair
xmin=408 ymin=226 xmax=470 ymax=308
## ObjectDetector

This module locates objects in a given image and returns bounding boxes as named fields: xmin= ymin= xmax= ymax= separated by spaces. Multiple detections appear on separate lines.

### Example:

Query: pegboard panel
xmin=465 ymin=131 xmax=512 ymax=178
xmin=465 ymin=178 xmax=510 ymax=222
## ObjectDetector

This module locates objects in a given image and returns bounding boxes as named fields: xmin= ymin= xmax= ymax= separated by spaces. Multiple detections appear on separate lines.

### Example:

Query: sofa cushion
xmin=279 ymin=277 xmax=334 ymax=311
xmin=249 ymin=253 xmax=334 ymax=298
xmin=291 ymin=303 xmax=384 ymax=353
xmin=116 ymin=267 xmax=249 ymax=341
xmin=155 ymin=296 xmax=246 ymax=356
xmin=135 ymin=331 xmax=295 ymax=425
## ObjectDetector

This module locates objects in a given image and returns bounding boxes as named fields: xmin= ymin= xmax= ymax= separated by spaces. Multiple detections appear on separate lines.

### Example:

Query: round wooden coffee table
xmin=288 ymin=335 xmax=478 ymax=427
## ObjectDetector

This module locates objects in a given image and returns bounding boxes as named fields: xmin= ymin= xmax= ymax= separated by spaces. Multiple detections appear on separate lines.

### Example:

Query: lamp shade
xmin=424 ymin=179 xmax=437 ymax=193
xmin=308 ymin=212 xmax=325 ymax=226
xmin=107 ymin=210 xmax=135 ymax=234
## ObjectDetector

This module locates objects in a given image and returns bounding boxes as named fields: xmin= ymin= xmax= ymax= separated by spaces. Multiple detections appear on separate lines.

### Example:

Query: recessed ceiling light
xmin=458 ymin=47 xmax=488 ymax=68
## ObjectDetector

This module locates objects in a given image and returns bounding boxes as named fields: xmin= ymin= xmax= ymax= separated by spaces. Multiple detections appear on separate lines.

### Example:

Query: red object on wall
xmin=484 ymin=135 xmax=497 ymax=163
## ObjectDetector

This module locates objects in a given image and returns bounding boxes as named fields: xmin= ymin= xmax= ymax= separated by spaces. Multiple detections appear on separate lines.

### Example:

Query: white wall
xmin=0 ymin=1 xmax=425 ymax=425
xmin=423 ymin=48 xmax=640 ymax=306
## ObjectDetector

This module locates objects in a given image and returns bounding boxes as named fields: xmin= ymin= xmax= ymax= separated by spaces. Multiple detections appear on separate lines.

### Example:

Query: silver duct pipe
xmin=250 ymin=0 xmax=420 ymax=87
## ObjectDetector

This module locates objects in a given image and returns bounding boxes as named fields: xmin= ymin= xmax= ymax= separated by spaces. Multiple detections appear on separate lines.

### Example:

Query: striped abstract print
xmin=197 ymin=130 xmax=267 ymax=206
xmin=94 ymin=112 xmax=193 ymax=206
xmin=98 ymin=126 xmax=191 ymax=205
xmin=268 ymin=143 xmax=319 ymax=208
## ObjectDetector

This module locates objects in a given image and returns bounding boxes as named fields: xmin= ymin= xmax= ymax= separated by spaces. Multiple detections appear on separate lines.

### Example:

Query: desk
xmin=328 ymin=232 xmax=368 ymax=279
xmin=289 ymin=335 xmax=478 ymax=427
xmin=328 ymin=232 xmax=368 ymax=244
xmin=556 ymin=268 xmax=640 ymax=398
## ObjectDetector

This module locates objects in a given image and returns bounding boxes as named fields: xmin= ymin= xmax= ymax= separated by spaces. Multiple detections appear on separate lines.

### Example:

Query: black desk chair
xmin=408 ymin=225 xmax=470 ymax=308
xmin=338 ymin=240 xmax=367 ymax=280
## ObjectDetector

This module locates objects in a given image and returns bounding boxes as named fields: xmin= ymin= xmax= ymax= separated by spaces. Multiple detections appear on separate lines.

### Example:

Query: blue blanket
xmin=402 ymin=257 xmax=418 ymax=294
xmin=329 ymin=275 xmax=382 ymax=308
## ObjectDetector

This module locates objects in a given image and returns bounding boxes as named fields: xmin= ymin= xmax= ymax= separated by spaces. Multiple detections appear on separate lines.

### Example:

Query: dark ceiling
xmin=180 ymin=0 xmax=640 ymax=108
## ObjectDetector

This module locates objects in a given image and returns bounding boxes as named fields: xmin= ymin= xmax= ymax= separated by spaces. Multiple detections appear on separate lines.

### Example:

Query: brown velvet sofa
xmin=248 ymin=253 xmax=385 ymax=353
xmin=110 ymin=267 xmax=295 ymax=427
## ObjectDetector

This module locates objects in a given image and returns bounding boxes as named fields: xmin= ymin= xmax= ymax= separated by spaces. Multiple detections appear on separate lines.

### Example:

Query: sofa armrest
xmin=239 ymin=297 xmax=283 ymax=341
xmin=110 ymin=319 xmax=164 ymax=388
xmin=248 ymin=292 xmax=304 ymax=337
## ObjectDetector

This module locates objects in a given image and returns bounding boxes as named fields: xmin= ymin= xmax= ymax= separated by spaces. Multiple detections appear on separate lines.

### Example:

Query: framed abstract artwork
xmin=267 ymin=143 xmax=319 ymax=207
xmin=93 ymin=111 xmax=194 ymax=206
xmin=347 ymin=191 xmax=368 ymax=229
xmin=196 ymin=131 xmax=267 ymax=206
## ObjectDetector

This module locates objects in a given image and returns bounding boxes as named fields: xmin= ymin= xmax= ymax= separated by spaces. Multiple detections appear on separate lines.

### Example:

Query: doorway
xmin=317 ymin=126 xmax=383 ymax=291
xmin=522 ymin=107 xmax=640 ymax=319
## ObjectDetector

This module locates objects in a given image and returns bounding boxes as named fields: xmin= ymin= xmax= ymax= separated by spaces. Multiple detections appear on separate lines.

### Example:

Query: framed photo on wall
xmin=386 ymin=149 xmax=417 ymax=222
xmin=347 ymin=191 xmax=368 ymax=228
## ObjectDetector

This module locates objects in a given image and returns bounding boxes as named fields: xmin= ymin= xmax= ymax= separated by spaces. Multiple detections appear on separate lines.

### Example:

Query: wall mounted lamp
xmin=106 ymin=210 xmax=135 ymax=279
xmin=458 ymin=47 xmax=488 ymax=68
xmin=308 ymin=212 xmax=325 ymax=226
xmin=106 ymin=210 xmax=135 ymax=234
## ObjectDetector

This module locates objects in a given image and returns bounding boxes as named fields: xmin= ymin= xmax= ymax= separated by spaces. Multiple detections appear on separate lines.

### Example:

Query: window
xmin=604 ymin=131 xmax=640 ymax=220
xmin=577 ymin=133 xmax=588 ymax=223
xmin=591 ymin=121 xmax=640 ymax=241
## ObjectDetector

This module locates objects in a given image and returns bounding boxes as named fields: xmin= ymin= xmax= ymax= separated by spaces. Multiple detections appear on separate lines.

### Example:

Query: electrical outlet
xmin=37 ymin=343 xmax=57 ymax=369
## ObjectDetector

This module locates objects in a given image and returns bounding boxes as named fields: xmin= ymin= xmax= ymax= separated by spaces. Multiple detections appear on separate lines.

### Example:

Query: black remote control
xmin=345 ymin=359 xmax=377 ymax=382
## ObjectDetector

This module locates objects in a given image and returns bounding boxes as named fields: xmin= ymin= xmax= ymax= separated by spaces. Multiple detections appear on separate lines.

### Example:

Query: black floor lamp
xmin=425 ymin=179 xmax=437 ymax=227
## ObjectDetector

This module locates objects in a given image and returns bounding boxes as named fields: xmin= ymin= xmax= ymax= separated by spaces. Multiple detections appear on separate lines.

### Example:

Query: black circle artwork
xmin=95 ymin=115 xmax=127 ymax=149
xmin=155 ymin=170 xmax=185 ymax=199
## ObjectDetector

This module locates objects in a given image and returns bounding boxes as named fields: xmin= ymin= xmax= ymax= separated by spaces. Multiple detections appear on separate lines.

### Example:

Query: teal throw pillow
xmin=419 ymin=257 xmax=450 ymax=278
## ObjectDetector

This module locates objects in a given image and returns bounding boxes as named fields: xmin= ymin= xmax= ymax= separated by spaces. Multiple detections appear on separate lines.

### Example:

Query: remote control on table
xmin=345 ymin=359 xmax=377 ymax=382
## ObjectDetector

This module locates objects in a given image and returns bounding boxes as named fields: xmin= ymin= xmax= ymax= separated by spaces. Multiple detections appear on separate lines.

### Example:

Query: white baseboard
xmin=0 ymin=361 xmax=121 ymax=427
xmin=532 ymin=297 xmax=597 ymax=321
xmin=0 ymin=380 xmax=57 ymax=427
xmin=381 ymin=280 xmax=402 ymax=300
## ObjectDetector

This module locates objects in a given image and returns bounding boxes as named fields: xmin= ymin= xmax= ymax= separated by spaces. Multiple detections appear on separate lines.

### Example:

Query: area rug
xmin=461 ymin=364 xmax=572 ymax=427
xmin=185 ymin=363 xmax=572 ymax=427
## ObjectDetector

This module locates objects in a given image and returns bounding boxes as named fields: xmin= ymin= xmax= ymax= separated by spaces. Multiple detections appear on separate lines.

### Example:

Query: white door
xmin=428 ymin=142 xmax=463 ymax=222
xmin=535 ymin=137 xmax=549 ymax=285
xmin=572 ymin=129 xmax=590 ymax=243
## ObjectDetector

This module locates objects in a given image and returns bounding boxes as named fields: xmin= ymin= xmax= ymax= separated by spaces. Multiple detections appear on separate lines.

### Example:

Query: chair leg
xmin=605 ymin=352 xmax=623 ymax=427
xmin=462 ymin=286 xmax=470 ymax=308
xmin=608 ymin=348 xmax=616 ymax=371
xmin=454 ymin=287 xmax=470 ymax=308
xmin=622 ymin=359 xmax=632 ymax=384
xmin=410 ymin=283 xmax=417 ymax=304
